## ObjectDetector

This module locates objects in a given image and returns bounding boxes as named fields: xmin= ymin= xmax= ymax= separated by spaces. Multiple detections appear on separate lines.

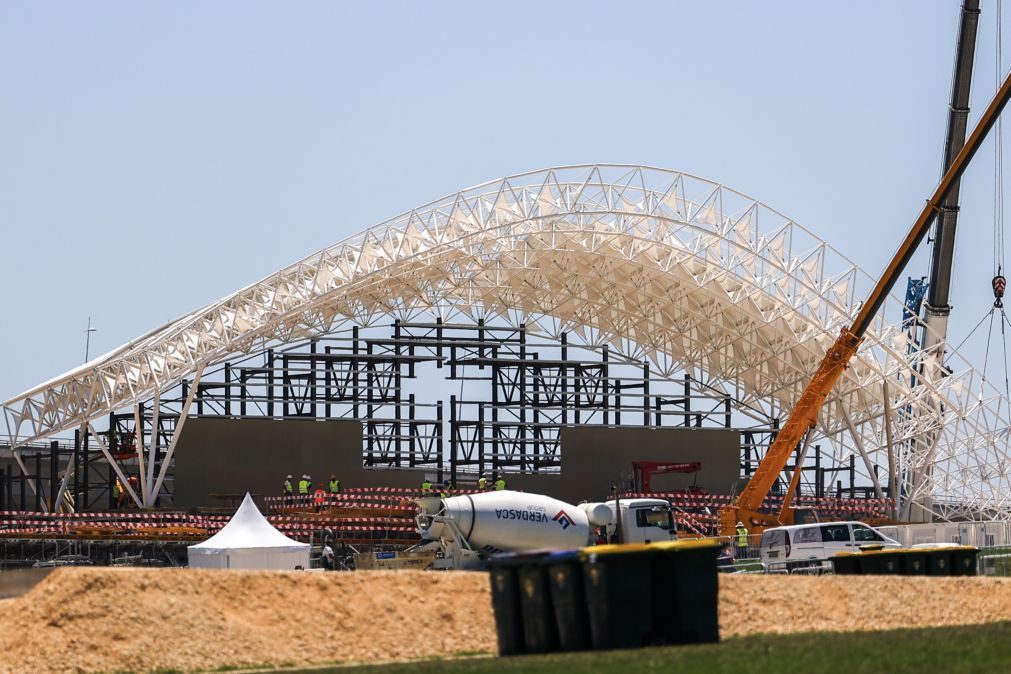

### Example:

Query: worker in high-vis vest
xmin=421 ymin=479 xmax=433 ymax=494
xmin=477 ymin=475 xmax=487 ymax=491
xmin=494 ymin=475 xmax=506 ymax=491
xmin=314 ymin=486 xmax=326 ymax=511
xmin=112 ymin=478 xmax=124 ymax=509
xmin=298 ymin=475 xmax=311 ymax=495
xmin=735 ymin=521 xmax=749 ymax=558
xmin=440 ymin=480 xmax=454 ymax=498
xmin=283 ymin=475 xmax=294 ymax=496
xmin=328 ymin=474 xmax=341 ymax=494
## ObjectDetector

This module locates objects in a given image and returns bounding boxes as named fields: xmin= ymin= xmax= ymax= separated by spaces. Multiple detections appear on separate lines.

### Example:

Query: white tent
xmin=187 ymin=493 xmax=310 ymax=570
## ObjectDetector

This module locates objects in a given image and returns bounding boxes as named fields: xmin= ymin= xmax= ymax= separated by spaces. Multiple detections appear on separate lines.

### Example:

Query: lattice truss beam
xmin=4 ymin=165 xmax=1010 ymax=520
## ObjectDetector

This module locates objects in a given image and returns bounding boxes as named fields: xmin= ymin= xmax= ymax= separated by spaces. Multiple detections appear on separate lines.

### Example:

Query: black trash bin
xmin=924 ymin=547 xmax=954 ymax=576
xmin=544 ymin=550 xmax=592 ymax=652
xmin=488 ymin=558 xmax=525 ymax=656
xmin=951 ymin=547 xmax=980 ymax=576
xmin=582 ymin=544 xmax=657 ymax=650
xmin=650 ymin=540 xmax=720 ymax=645
xmin=830 ymin=552 xmax=861 ymax=575
xmin=856 ymin=549 xmax=901 ymax=575
xmin=516 ymin=553 xmax=560 ymax=653
xmin=898 ymin=550 xmax=928 ymax=576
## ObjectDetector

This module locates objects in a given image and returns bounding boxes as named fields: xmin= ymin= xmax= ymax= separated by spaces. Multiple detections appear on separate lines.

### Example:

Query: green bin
xmin=924 ymin=548 xmax=954 ymax=576
xmin=516 ymin=555 xmax=560 ymax=653
xmin=582 ymin=544 xmax=657 ymax=650
xmin=544 ymin=550 xmax=592 ymax=652
xmin=898 ymin=550 xmax=928 ymax=576
xmin=951 ymin=547 xmax=980 ymax=576
xmin=830 ymin=552 xmax=861 ymax=575
xmin=488 ymin=561 xmax=525 ymax=656
xmin=856 ymin=550 xmax=901 ymax=575
xmin=650 ymin=540 xmax=720 ymax=644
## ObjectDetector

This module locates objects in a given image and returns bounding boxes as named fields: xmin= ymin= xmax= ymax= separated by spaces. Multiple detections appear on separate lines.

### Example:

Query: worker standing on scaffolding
xmin=112 ymin=477 xmax=124 ymax=509
xmin=328 ymin=474 xmax=341 ymax=495
xmin=283 ymin=474 xmax=294 ymax=499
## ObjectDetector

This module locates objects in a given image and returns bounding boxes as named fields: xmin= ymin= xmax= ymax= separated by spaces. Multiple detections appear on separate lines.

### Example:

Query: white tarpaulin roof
xmin=188 ymin=493 xmax=309 ymax=569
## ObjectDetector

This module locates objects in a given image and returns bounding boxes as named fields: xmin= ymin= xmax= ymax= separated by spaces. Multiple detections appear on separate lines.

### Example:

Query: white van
xmin=760 ymin=521 xmax=901 ymax=570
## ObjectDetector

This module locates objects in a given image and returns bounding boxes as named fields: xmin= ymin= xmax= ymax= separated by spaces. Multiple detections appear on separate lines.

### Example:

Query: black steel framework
xmin=3 ymin=319 xmax=863 ymax=512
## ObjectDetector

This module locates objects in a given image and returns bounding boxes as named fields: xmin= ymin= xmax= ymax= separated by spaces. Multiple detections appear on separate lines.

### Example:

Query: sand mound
xmin=719 ymin=574 xmax=1011 ymax=637
xmin=0 ymin=568 xmax=494 ymax=674
xmin=5 ymin=569 xmax=1011 ymax=673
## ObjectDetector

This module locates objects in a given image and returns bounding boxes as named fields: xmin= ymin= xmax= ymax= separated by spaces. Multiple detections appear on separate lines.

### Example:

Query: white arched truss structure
xmin=4 ymin=165 xmax=1011 ymax=520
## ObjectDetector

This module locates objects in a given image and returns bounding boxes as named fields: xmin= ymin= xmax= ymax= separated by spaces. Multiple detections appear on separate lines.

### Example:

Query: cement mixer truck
xmin=414 ymin=490 xmax=677 ymax=569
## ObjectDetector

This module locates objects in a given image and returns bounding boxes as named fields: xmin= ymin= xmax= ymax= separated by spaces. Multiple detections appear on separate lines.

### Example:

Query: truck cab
xmin=594 ymin=498 xmax=678 ymax=544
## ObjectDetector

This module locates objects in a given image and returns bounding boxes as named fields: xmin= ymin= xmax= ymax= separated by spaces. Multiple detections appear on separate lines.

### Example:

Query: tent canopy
xmin=188 ymin=493 xmax=309 ymax=569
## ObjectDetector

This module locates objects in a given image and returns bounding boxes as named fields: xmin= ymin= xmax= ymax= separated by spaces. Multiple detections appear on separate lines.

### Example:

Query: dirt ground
xmin=0 ymin=568 xmax=495 ymax=674
xmin=718 ymin=574 xmax=1011 ymax=637
xmin=4 ymin=569 xmax=1011 ymax=673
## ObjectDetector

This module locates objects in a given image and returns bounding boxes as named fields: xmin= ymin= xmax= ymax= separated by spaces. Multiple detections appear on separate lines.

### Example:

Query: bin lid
xmin=855 ymin=547 xmax=904 ymax=557
xmin=581 ymin=543 xmax=654 ymax=557
xmin=649 ymin=539 xmax=720 ymax=551
xmin=540 ymin=549 xmax=583 ymax=565
xmin=486 ymin=548 xmax=559 ymax=567
xmin=857 ymin=543 xmax=886 ymax=552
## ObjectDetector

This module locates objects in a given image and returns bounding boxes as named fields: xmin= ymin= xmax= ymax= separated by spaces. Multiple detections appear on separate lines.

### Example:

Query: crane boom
xmin=924 ymin=0 xmax=981 ymax=355
xmin=720 ymin=68 xmax=1011 ymax=536
xmin=909 ymin=0 xmax=980 ymax=523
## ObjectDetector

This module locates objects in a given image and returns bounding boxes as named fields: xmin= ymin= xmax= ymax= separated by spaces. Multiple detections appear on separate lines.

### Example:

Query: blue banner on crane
xmin=902 ymin=277 xmax=928 ymax=334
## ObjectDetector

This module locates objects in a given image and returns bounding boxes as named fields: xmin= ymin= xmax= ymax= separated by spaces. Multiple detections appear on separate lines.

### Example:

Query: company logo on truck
xmin=553 ymin=510 xmax=574 ymax=530
xmin=495 ymin=508 xmax=549 ymax=523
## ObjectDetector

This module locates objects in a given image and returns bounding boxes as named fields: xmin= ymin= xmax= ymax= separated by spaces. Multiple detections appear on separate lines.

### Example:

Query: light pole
xmin=84 ymin=317 xmax=97 ymax=362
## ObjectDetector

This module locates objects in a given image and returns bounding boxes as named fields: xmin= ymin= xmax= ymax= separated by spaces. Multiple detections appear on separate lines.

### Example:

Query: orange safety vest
xmin=314 ymin=487 xmax=326 ymax=505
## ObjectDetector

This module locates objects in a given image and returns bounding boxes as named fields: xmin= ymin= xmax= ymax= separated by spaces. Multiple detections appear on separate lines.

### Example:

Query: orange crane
xmin=719 ymin=68 xmax=1011 ymax=536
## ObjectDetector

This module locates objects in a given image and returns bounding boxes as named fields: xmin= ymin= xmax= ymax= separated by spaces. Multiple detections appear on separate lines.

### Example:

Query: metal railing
xmin=978 ymin=546 xmax=1011 ymax=576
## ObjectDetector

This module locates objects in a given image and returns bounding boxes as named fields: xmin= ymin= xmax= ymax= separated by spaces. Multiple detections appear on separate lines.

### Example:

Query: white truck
xmin=414 ymin=490 xmax=677 ymax=569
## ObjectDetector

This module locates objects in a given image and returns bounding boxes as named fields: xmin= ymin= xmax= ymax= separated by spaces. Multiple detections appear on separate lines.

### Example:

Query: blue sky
xmin=1 ymin=1 xmax=1008 ymax=401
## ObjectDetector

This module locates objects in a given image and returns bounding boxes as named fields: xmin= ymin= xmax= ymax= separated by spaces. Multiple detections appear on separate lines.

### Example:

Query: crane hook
xmin=993 ymin=269 xmax=1006 ymax=308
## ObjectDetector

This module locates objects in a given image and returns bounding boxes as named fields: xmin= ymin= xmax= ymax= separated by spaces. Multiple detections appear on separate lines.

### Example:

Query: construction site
xmin=8 ymin=2 xmax=1011 ymax=673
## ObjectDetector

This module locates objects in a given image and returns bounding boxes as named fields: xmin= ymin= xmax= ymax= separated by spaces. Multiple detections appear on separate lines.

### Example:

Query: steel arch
xmin=4 ymin=164 xmax=1010 ymax=519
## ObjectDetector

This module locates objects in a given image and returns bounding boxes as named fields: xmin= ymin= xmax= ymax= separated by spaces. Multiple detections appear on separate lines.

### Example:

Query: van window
xmin=852 ymin=525 xmax=883 ymax=542
xmin=794 ymin=527 xmax=820 ymax=544
xmin=820 ymin=524 xmax=851 ymax=543
xmin=763 ymin=529 xmax=788 ymax=547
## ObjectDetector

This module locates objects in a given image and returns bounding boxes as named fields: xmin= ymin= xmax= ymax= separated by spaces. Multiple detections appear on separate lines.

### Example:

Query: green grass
xmin=273 ymin=621 xmax=1011 ymax=674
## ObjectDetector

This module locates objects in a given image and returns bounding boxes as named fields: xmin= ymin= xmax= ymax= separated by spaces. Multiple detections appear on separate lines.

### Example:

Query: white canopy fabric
xmin=187 ymin=493 xmax=310 ymax=570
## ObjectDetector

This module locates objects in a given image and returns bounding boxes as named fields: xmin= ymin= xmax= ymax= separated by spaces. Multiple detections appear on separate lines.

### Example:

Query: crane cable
xmin=983 ymin=0 xmax=1011 ymax=408
xmin=996 ymin=0 xmax=1006 ymax=275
